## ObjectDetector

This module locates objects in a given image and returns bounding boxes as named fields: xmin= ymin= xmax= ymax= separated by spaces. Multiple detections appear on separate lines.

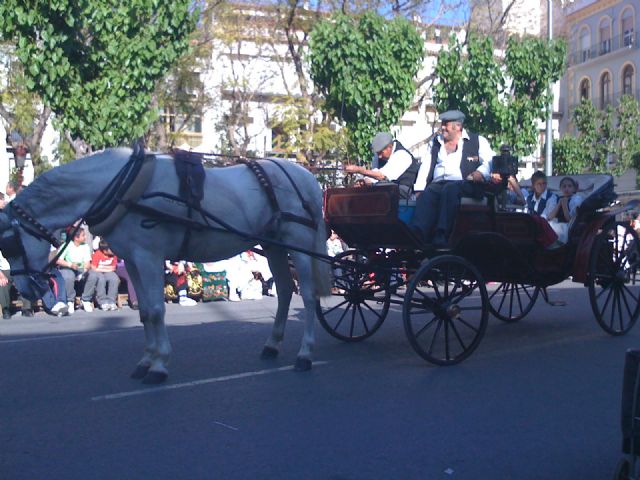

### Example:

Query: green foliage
xmin=0 ymin=0 xmax=199 ymax=149
xmin=434 ymin=34 xmax=566 ymax=156
xmin=308 ymin=12 xmax=424 ymax=162
xmin=272 ymin=99 xmax=349 ymax=164
xmin=553 ymin=96 xmax=640 ymax=178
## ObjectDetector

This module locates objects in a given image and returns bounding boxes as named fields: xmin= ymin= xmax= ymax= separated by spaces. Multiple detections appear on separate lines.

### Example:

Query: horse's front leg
xmin=262 ymin=248 xmax=294 ymax=359
xmin=127 ymin=259 xmax=171 ymax=384
xmin=290 ymin=252 xmax=316 ymax=371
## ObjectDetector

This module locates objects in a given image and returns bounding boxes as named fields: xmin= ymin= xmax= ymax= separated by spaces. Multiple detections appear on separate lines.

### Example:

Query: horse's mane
xmin=19 ymin=148 xmax=132 ymax=210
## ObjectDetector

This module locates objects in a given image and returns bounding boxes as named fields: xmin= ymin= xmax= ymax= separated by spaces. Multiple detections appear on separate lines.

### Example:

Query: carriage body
xmin=320 ymin=175 xmax=640 ymax=365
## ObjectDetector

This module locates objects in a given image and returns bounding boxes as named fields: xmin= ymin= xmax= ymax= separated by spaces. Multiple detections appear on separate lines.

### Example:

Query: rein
xmin=6 ymin=149 xmax=145 ymax=278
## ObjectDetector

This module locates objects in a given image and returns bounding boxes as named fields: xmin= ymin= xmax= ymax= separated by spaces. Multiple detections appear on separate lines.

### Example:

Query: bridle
xmin=1 ymin=145 xmax=146 ymax=281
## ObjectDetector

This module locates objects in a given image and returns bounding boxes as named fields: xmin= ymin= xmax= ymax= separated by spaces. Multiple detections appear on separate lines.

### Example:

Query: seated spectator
xmin=547 ymin=176 xmax=583 ymax=244
xmin=0 ymin=194 xmax=33 ymax=318
xmin=241 ymin=271 xmax=265 ymax=300
xmin=241 ymin=247 xmax=275 ymax=296
xmin=83 ymin=239 xmax=120 ymax=311
xmin=196 ymin=261 xmax=228 ymax=302
xmin=116 ymin=259 xmax=138 ymax=310
xmin=57 ymin=227 xmax=92 ymax=314
xmin=164 ymin=261 xmax=197 ymax=306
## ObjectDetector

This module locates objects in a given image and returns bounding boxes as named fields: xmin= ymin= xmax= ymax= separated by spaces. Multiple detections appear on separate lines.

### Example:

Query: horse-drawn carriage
xmin=319 ymin=167 xmax=640 ymax=366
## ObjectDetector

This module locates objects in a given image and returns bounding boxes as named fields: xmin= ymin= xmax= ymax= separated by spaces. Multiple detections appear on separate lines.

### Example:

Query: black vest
xmin=427 ymin=133 xmax=480 ymax=184
xmin=526 ymin=190 xmax=556 ymax=216
xmin=378 ymin=140 xmax=420 ymax=189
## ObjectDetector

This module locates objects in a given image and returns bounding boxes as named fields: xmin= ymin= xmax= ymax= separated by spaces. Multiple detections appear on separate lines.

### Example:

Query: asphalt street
xmin=0 ymin=281 xmax=636 ymax=479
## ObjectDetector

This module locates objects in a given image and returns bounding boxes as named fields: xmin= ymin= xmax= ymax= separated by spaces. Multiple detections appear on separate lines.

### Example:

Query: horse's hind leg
xmin=127 ymin=258 xmax=172 ymax=384
xmin=289 ymin=251 xmax=317 ymax=371
xmin=262 ymin=248 xmax=295 ymax=359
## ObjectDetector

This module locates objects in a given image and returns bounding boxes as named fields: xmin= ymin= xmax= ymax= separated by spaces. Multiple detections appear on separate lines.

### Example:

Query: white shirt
xmin=371 ymin=142 xmax=413 ymax=182
xmin=0 ymin=251 xmax=9 ymax=271
xmin=414 ymin=129 xmax=494 ymax=190
xmin=527 ymin=189 xmax=557 ymax=219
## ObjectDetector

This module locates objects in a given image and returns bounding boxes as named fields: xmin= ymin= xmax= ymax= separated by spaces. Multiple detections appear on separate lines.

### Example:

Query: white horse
xmin=0 ymin=148 xmax=331 ymax=383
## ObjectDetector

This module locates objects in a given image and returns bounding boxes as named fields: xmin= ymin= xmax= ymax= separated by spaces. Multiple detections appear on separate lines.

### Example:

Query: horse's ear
xmin=0 ymin=212 xmax=11 ymax=231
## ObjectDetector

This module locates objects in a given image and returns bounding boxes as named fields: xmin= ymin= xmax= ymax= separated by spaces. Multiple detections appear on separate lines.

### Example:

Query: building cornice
xmin=566 ymin=0 xmax=624 ymax=24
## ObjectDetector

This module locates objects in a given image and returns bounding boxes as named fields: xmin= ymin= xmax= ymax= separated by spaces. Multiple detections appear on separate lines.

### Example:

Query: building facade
xmin=560 ymin=0 xmax=639 ymax=133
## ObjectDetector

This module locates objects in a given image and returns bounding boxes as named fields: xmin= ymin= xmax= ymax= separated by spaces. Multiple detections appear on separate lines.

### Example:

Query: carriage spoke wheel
xmin=316 ymin=250 xmax=390 ymax=342
xmin=487 ymin=282 xmax=540 ymax=322
xmin=588 ymin=221 xmax=640 ymax=335
xmin=403 ymin=255 xmax=488 ymax=365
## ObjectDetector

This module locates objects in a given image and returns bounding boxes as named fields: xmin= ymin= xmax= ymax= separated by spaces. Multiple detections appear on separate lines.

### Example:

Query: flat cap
xmin=371 ymin=132 xmax=393 ymax=153
xmin=439 ymin=109 xmax=465 ymax=123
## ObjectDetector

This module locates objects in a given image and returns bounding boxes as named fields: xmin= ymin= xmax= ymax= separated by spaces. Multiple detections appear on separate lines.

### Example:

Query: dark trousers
xmin=0 ymin=270 xmax=32 ymax=312
xmin=410 ymin=181 xmax=463 ymax=241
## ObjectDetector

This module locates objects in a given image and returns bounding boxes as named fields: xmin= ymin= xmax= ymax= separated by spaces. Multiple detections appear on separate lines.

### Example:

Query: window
xmin=579 ymin=78 xmax=591 ymax=100
xmin=623 ymin=65 xmax=635 ymax=96
xmin=600 ymin=72 xmax=611 ymax=108
xmin=579 ymin=27 xmax=591 ymax=62
xmin=600 ymin=18 xmax=612 ymax=54
xmin=622 ymin=8 xmax=635 ymax=47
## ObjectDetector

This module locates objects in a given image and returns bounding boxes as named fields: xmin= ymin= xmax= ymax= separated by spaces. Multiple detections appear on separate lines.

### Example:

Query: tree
xmin=553 ymin=96 xmax=640 ymax=179
xmin=0 ymin=0 xmax=199 ymax=155
xmin=309 ymin=12 xmax=424 ymax=161
xmin=433 ymin=34 xmax=566 ymax=156
xmin=0 ymin=43 xmax=51 ymax=174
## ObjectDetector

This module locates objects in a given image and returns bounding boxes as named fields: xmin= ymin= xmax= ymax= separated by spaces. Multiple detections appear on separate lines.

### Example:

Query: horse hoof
xmin=130 ymin=364 xmax=150 ymax=379
xmin=142 ymin=370 xmax=168 ymax=384
xmin=294 ymin=357 xmax=312 ymax=371
xmin=261 ymin=346 xmax=279 ymax=359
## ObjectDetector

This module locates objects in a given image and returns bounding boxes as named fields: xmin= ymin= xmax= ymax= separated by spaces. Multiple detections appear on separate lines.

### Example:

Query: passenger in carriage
xmin=409 ymin=109 xmax=494 ymax=247
xmin=344 ymin=132 xmax=420 ymax=199
xmin=523 ymin=171 xmax=563 ymax=249
xmin=525 ymin=171 xmax=557 ymax=219
xmin=547 ymin=176 xmax=583 ymax=243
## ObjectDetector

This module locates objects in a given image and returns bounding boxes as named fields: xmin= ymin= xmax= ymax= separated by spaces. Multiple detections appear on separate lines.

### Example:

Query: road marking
xmin=213 ymin=421 xmax=239 ymax=431
xmin=0 ymin=327 xmax=140 ymax=344
xmin=91 ymin=361 xmax=329 ymax=402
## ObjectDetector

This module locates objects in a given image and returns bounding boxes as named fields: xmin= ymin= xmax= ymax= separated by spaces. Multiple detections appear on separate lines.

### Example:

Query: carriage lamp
xmin=13 ymin=144 xmax=28 ymax=169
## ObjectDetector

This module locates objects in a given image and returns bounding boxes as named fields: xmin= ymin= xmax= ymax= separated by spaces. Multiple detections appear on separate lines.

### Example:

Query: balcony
xmin=568 ymin=32 xmax=637 ymax=67
xmin=567 ymin=88 xmax=640 ymax=112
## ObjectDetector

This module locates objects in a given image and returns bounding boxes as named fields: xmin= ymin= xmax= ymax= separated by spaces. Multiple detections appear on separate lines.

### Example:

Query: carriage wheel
xmin=588 ymin=221 xmax=640 ymax=335
xmin=487 ymin=282 xmax=540 ymax=322
xmin=316 ymin=250 xmax=390 ymax=342
xmin=403 ymin=255 xmax=488 ymax=365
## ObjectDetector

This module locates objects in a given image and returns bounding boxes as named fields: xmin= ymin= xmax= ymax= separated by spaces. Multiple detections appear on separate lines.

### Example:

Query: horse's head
xmin=0 ymin=207 xmax=56 ymax=302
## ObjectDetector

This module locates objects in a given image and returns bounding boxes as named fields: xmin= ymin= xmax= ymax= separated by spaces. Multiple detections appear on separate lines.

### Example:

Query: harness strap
xmin=241 ymin=159 xmax=317 ymax=231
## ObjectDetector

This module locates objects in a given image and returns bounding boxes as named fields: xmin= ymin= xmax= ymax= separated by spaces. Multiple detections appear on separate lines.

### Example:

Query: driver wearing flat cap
xmin=410 ymin=109 xmax=495 ymax=247
xmin=344 ymin=132 xmax=419 ymax=199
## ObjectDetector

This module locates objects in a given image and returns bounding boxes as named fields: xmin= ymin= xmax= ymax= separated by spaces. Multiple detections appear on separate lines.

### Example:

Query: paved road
xmin=0 ymin=282 xmax=636 ymax=479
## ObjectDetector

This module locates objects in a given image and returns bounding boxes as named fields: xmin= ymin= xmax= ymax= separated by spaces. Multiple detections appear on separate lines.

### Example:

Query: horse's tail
xmin=312 ymin=213 xmax=332 ymax=298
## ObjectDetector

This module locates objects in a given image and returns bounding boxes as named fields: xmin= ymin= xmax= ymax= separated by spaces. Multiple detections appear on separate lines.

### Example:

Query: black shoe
xmin=432 ymin=231 xmax=449 ymax=249
xmin=22 ymin=309 xmax=34 ymax=317
xmin=130 ymin=302 xmax=139 ymax=310
xmin=3 ymin=310 xmax=11 ymax=320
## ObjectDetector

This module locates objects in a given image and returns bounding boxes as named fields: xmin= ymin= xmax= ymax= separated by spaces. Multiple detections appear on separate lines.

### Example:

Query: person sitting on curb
xmin=82 ymin=239 xmax=120 ymax=311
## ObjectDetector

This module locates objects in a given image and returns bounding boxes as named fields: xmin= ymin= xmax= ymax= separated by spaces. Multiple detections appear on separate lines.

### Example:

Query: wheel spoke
xmin=349 ymin=302 xmax=357 ymax=337
xmin=620 ymin=285 xmax=634 ymax=325
xmin=623 ymin=284 xmax=640 ymax=303
xmin=414 ymin=316 xmax=438 ymax=339
xmin=361 ymin=300 xmax=384 ymax=320
xmin=456 ymin=316 xmax=480 ymax=333
xmin=356 ymin=303 xmax=370 ymax=334
xmin=444 ymin=319 xmax=451 ymax=361
xmin=333 ymin=301 xmax=353 ymax=331
xmin=323 ymin=298 xmax=350 ymax=316
xmin=427 ymin=318 xmax=444 ymax=356
xmin=449 ymin=318 xmax=467 ymax=351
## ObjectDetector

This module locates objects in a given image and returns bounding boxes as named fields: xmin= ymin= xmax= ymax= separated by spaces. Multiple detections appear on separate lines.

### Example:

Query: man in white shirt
xmin=410 ymin=110 xmax=494 ymax=247
xmin=344 ymin=132 xmax=419 ymax=199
